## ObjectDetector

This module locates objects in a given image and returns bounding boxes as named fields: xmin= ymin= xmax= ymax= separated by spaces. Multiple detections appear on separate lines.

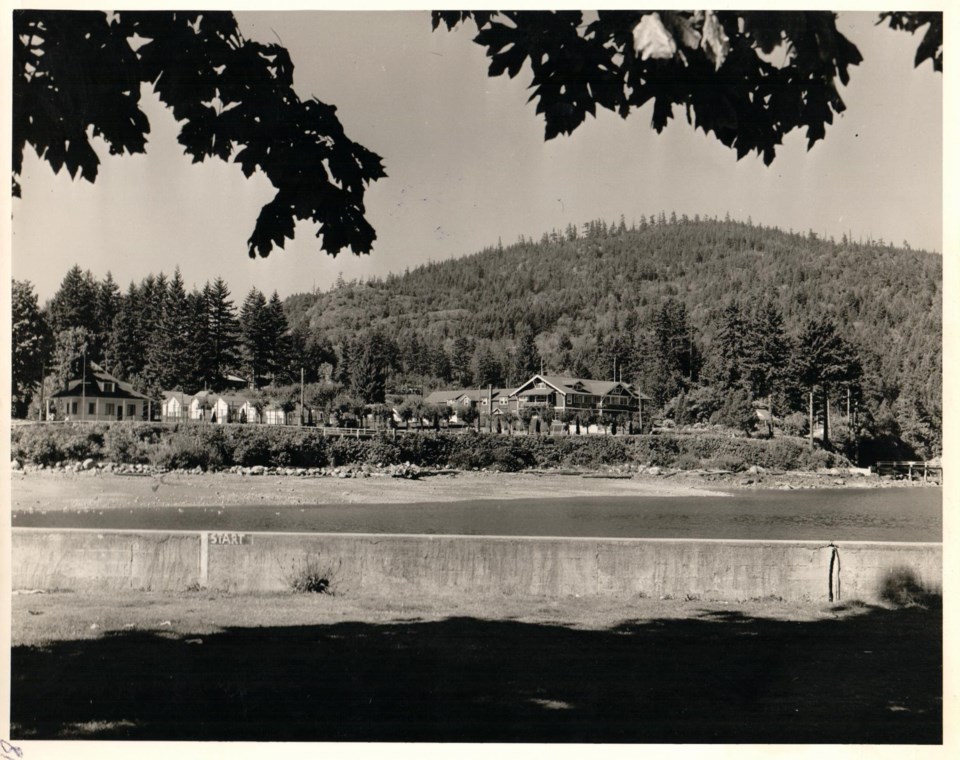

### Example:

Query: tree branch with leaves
xmin=433 ymin=10 xmax=940 ymax=165
xmin=13 ymin=10 xmax=386 ymax=258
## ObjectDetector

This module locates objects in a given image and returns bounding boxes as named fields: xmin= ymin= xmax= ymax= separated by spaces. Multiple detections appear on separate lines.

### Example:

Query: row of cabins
xmin=49 ymin=362 xmax=296 ymax=425
xmin=160 ymin=390 xmax=293 ymax=425
xmin=425 ymin=374 xmax=650 ymax=425
xmin=50 ymin=363 xmax=647 ymax=429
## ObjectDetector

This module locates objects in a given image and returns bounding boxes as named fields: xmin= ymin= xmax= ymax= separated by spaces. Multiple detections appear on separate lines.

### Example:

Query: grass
xmin=10 ymin=590 xmax=941 ymax=743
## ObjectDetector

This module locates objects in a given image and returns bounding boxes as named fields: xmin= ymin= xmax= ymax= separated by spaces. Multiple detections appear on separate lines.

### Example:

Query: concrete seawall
xmin=12 ymin=528 xmax=942 ymax=603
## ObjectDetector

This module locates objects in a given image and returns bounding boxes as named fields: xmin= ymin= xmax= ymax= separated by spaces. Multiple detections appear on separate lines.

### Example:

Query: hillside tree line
xmin=13 ymin=216 xmax=941 ymax=462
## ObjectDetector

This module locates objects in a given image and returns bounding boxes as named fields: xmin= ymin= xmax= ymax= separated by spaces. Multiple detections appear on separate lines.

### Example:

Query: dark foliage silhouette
xmin=434 ymin=11 xmax=940 ymax=163
xmin=13 ymin=11 xmax=386 ymax=258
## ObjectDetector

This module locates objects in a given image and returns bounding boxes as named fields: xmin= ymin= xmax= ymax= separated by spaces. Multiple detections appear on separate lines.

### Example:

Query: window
xmin=71 ymin=401 xmax=78 ymax=415
xmin=102 ymin=381 xmax=115 ymax=393
xmin=128 ymin=404 xmax=136 ymax=417
xmin=88 ymin=402 xmax=96 ymax=415
xmin=105 ymin=403 xmax=115 ymax=415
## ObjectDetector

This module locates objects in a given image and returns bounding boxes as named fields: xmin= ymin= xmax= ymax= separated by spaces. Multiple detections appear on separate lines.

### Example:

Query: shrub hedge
xmin=10 ymin=422 xmax=847 ymax=472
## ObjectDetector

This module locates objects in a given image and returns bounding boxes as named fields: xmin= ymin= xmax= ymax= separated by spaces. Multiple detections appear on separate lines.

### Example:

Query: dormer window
xmin=101 ymin=381 xmax=115 ymax=393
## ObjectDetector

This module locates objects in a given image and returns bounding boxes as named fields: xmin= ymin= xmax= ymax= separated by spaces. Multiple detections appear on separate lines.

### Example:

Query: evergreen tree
xmin=52 ymin=326 xmax=92 ymax=390
xmin=184 ymin=288 xmax=210 ymax=391
xmin=263 ymin=290 xmax=291 ymax=383
xmin=141 ymin=272 xmax=172 ymax=390
xmin=650 ymin=298 xmax=697 ymax=404
xmin=349 ymin=332 xmax=388 ymax=404
xmin=893 ymin=384 xmax=940 ymax=459
xmin=47 ymin=265 xmax=99 ymax=353
xmin=428 ymin=340 xmax=452 ymax=384
xmin=473 ymin=343 xmax=504 ymax=388
xmin=708 ymin=301 xmax=748 ymax=390
xmin=449 ymin=335 xmax=474 ymax=386
xmin=12 ymin=280 xmax=52 ymax=418
xmin=105 ymin=282 xmax=144 ymax=381
xmin=94 ymin=272 xmax=122 ymax=359
xmin=239 ymin=287 xmax=269 ymax=387
xmin=554 ymin=331 xmax=573 ymax=374
xmin=151 ymin=268 xmax=194 ymax=390
xmin=512 ymin=324 xmax=541 ymax=380
xmin=744 ymin=298 xmax=790 ymax=403
xmin=792 ymin=316 xmax=862 ymax=446
xmin=205 ymin=277 xmax=240 ymax=388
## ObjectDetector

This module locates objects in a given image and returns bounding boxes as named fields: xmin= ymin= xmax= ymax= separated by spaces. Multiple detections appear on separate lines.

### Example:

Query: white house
xmin=161 ymin=391 xmax=191 ymax=421
xmin=216 ymin=393 xmax=259 ymax=424
xmin=51 ymin=360 xmax=149 ymax=421
xmin=262 ymin=401 xmax=292 ymax=425
xmin=188 ymin=390 xmax=218 ymax=421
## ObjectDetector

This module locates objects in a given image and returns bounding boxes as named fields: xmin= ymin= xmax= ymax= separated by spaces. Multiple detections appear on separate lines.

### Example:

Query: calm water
xmin=12 ymin=487 xmax=941 ymax=542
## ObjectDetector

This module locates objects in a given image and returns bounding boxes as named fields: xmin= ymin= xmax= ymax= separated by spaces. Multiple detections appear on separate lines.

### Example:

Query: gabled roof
xmin=510 ymin=374 xmax=651 ymax=401
xmin=51 ymin=362 xmax=149 ymax=400
xmin=424 ymin=389 xmax=470 ymax=404
xmin=477 ymin=388 xmax=513 ymax=401
xmin=217 ymin=392 xmax=254 ymax=405
xmin=461 ymin=388 xmax=505 ymax=401
xmin=425 ymin=387 xmax=513 ymax=405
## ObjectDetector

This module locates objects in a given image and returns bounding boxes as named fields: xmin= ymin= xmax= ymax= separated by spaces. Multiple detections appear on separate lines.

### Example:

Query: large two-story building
xmin=509 ymin=374 xmax=648 ymax=422
xmin=425 ymin=374 xmax=649 ymax=427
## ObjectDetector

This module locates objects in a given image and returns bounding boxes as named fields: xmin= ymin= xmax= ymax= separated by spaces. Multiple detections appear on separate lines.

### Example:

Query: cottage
xmin=161 ymin=391 xmax=191 ymax=421
xmin=215 ymin=393 xmax=259 ymax=424
xmin=262 ymin=401 xmax=292 ymax=425
xmin=423 ymin=389 xmax=476 ymax=424
xmin=51 ymin=360 xmax=149 ymax=421
xmin=476 ymin=388 xmax=517 ymax=417
xmin=188 ymin=390 xmax=218 ymax=421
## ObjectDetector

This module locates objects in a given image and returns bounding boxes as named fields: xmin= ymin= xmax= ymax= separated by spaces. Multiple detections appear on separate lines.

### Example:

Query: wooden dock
xmin=875 ymin=461 xmax=942 ymax=481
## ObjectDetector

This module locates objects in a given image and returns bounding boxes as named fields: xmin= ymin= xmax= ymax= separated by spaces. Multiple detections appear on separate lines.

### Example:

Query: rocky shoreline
xmin=10 ymin=455 xmax=938 ymax=516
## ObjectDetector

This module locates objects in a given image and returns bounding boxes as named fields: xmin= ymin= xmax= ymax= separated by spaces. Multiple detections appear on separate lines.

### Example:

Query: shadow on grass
xmin=12 ymin=598 xmax=941 ymax=743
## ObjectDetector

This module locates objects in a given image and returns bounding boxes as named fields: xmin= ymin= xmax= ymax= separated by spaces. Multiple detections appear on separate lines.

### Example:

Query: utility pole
xmin=488 ymin=384 xmax=493 ymax=432
xmin=808 ymin=391 xmax=814 ymax=449
xmin=38 ymin=362 xmax=45 ymax=421
xmin=81 ymin=352 xmax=87 ymax=421
xmin=300 ymin=367 xmax=305 ymax=426
xmin=854 ymin=400 xmax=860 ymax=466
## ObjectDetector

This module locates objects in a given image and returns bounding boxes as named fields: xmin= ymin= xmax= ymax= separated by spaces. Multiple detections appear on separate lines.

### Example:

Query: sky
xmin=10 ymin=10 xmax=944 ymax=304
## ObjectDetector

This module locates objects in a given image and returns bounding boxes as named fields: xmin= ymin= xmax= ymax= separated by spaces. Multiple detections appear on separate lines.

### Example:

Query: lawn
xmin=10 ymin=590 xmax=941 ymax=743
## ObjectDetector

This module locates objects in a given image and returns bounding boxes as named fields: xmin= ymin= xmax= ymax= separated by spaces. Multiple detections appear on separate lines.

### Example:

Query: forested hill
xmin=287 ymin=218 xmax=940 ymax=348
xmin=17 ymin=215 xmax=940 ymax=459
xmin=284 ymin=217 xmax=940 ymax=424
